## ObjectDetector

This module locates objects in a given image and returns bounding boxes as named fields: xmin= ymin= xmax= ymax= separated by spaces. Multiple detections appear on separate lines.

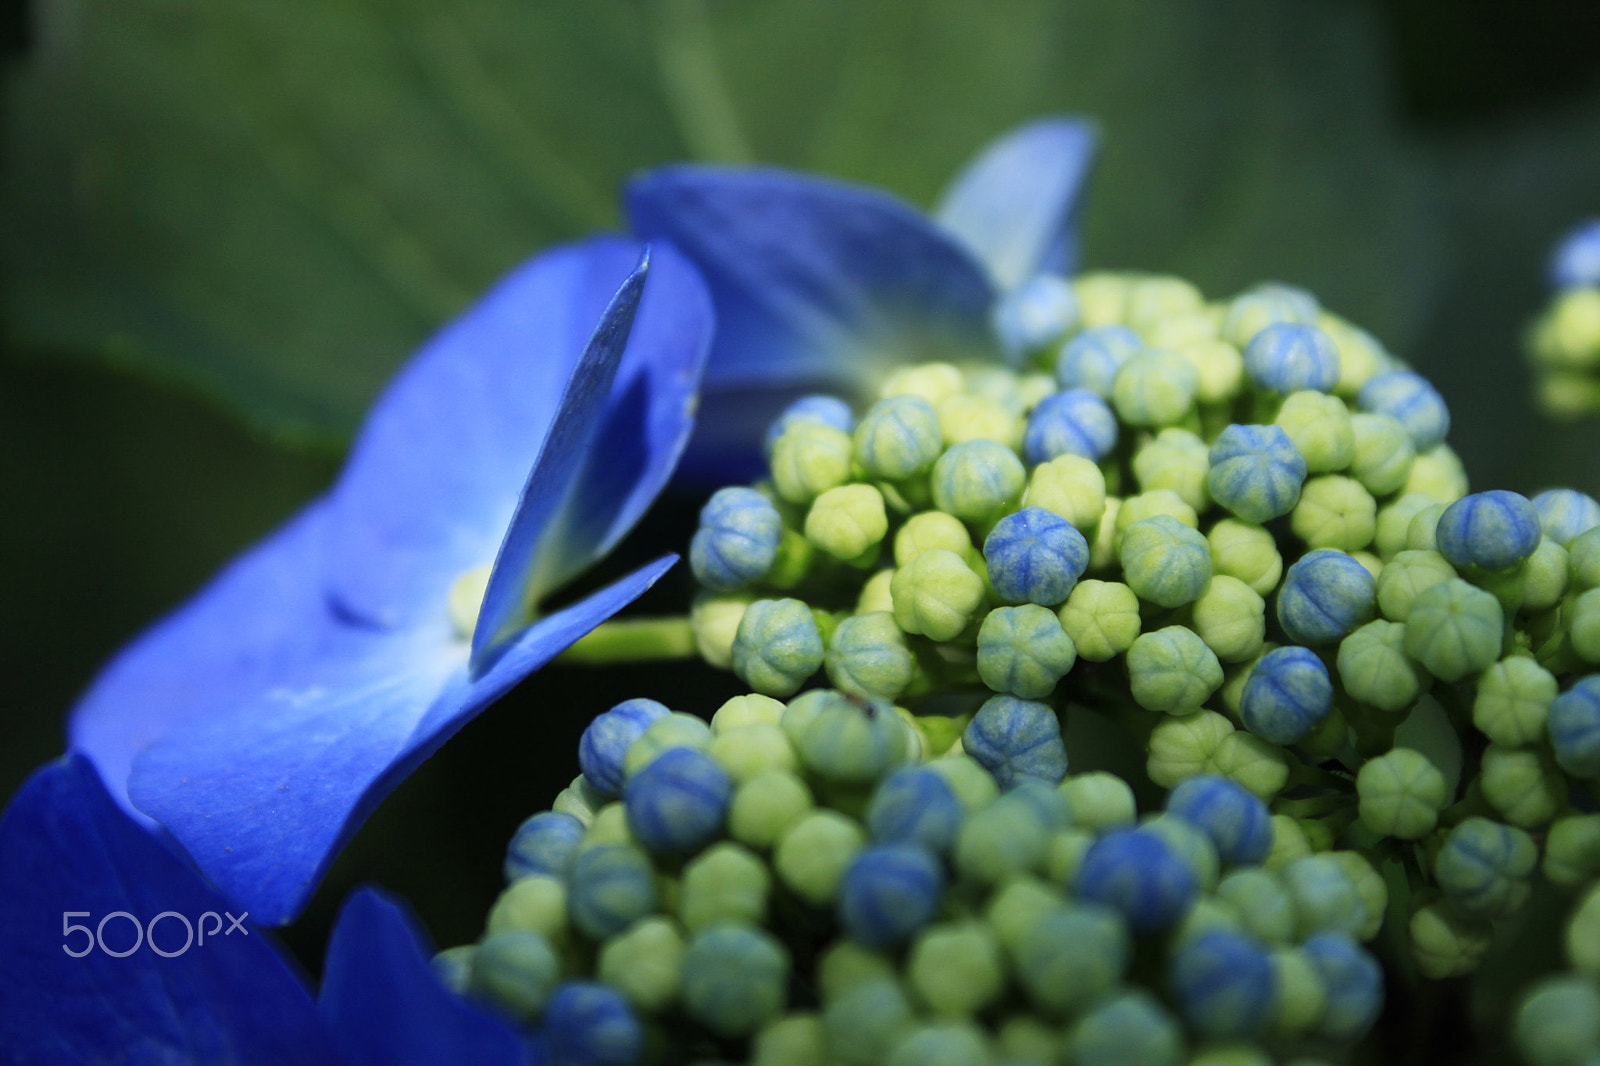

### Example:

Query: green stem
xmin=558 ymin=616 xmax=699 ymax=665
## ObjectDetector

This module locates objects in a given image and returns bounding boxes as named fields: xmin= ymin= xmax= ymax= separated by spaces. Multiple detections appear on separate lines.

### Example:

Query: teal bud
xmin=1245 ymin=322 xmax=1340 ymax=393
xmin=1301 ymin=934 xmax=1382 ymax=1042
xmin=567 ymin=845 xmax=657 ymax=940
xmin=1121 ymin=515 xmax=1213 ymax=607
xmin=805 ymin=483 xmax=888 ymax=561
xmin=581 ymin=699 xmax=672 ymax=797
xmin=1192 ymin=575 xmax=1267 ymax=663
xmin=1278 ymin=550 xmax=1376 ymax=645
xmin=1481 ymin=743 xmax=1566 ymax=828
xmin=1218 ymin=867 xmax=1297 ymax=945
xmin=505 ymin=811 xmax=586 ymax=882
xmin=1337 ymin=619 xmax=1427 ymax=712
xmin=932 ymin=439 xmax=1026 ymax=522
xmin=1292 ymin=476 xmax=1377 ymax=552
xmin=1067 ymin=991 xmax=1184 ymax=1066
xmin=963 ymin=695 xmax=1069 ymax=788
xmin=1209 ymin=518 xmax=1284 ymax=596
xmin=1170 ymin=929 xmax=1277 ymax=1039
xmin=728 ymin=769 xmax=813 ymax=850
xmin=1550 ymin=676 xmax=1600 ymax=778
xmin=1240 ymin=646 xmax=1332 ymax=745
xmin=732 ymin=598 xmax=825 ymax=697
xmin=890 ymin=548 xmax=985 ymax=641
xmin=1534 ymin=488 xmax=1600 ymax=547
xmin=431 ymin=945 xmax=474 ymax=996
xmin=1208 ymin=423 xmax=1307 ymax=523
xmin=1127 ymin=625 xmax=1225 ymax=714
xmin=1348 ymin=412 xmax=1416 ymax=496
xmin=884 ymin=1023 xmax=993 ymax=1066
xmin=1546 ymin=814 xmax=1600 ymax=889
xmin=771 ymin=421 xmax=854 ymax=504
xmin=855 ymin=395 xmax=944 ymax=480
xmin=1375 ymin=549 xmax=1457 ymax=622
xmin=1141 ymin=812 xmax=1223 ymax=890
xmin=469 ymin=930 xmax=560 ymax=1021
xmin=597 ymin=916 xmax=684 ymax=1013
xmin=682 ymin=925 xmax=790 ymax=1038
xmin=1282 ymin=854 xmax=1366 ymax=939
xmin=906 ymin=922 xmax=1006 ymax=1015
xmin=784 ymin=689 xmax=908 ymax=786
xmin=1514 ymin=975 xmax=1600 ymax=1066
xmin=1436 ymin=490 xmax=1543 ymax=572
xmin=680 ymin=842 xmax=770 ymax=932
xmin=1409 ymin=897 xmax=1494 ymax=979
xmin=823 ymin=977 xmax=913 ymax=1066
xmin=1013 ymin=902 xmax=1131 ymax=1017
xmin=1402 ymin=578 xmax=1504 ymax=682
xmin=977 ymin=604 xmax=1078 ymax=698
xmin=1434 ymin=817 xmax=1537 ymax=919
xmin=1133 ymin=427 xmax=1212 ymax=512
xmin=995 ymin=272 xmax=1080 ymax=355
xmin=692 ymin=487 xmax=784 ymax=591
xmin=775 ymin=810 xmax=865 ymax=905
xmin=1112 ymin=347 xmax=1201 ymax=427
xmin=1274 ymin=391 xmax=1354 ymax=473
xmin=826 ymin=611 xmax=915 ymax=700
xmin=866 ymin=766 xmax=964 ymax=853
xmin=1057 ymin=579 xmax=1142 ymax=660
xmin=1359 ymin=370 xmax=1450 ymax=450
xmin=1356 ymin=747 xmax=1447 ymax=839
xmin=543 ymin=982 xmax=645 ymax=1066
xmin=1056 ymin=324 xmax=1143 ymax=396
xmin=1166 ymin=774 xmax=1273 ymax=866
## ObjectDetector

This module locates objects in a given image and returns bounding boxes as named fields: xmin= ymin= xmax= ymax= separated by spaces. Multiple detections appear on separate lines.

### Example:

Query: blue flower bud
xmin=865 ymin=766 xmax=964 ymax=853
xmin=1435 ymin=490 xmax=1542 ymax=572
xmin=1277 ymin=550 xmax=1376 ymax=646
xmin=1074 ymin=827 xmax=1199 ymax=933
xmin=763 ymin=394 xmax=855 ymax=454
xmin=690 ymin=487 xmax=785 ymax=592
xmin=1023 ymin=388 xmax=1118 ymax=463
xmin=962 ymin=695 xmax=1069 ymax=788
xmin=932 ymin=439 xmax=1027 ymax=521
xmin=1302 ymin=934 xmax=1382 ymax=1043
xmin=984 ymin=505 xmax=1090 ymax=605
xmin=1244 ymin=323 xmax=1340 ymax=394
xmin=680 ymin=925 xmax=790 ymax=1038
xmin=1170 ymin=929 xmax=1277 ymax=1039
xmin=731 ymin=598 xmax=825 ymax=697
xmin=1056 ymin=324 xmax=1143 ymax=396
xmin=1552 ymin=219 xmax=1600 ymax=288
xmin=1067 ymin=990 xmax=1184 ymax=1066
xmin=1550 ymin=677 xmax=1600 ymax=779
xmin=504 ymin=810 xmax=587 ymax=882
xmin=543 ymin=981 xmax=645 ymax=1066
xmin=1013 ymin=902 xmax=1131 ymax=1016
xmin=1434 ymin=817 xmax=1538 ymax=919
xmin=567 ymin=845 xmax=657 ymax=940
xmin=579 ymin=698 xmax=671 ymax=796
xmin=1239 ymin=646 xmax=1333 ymax=746
xmin=1207 ymin=423 xmax=1308 ymax=523
xmin=838 ymin=843 xmax=945 ymax=949
xmin=995 ymin=273 xmax=1080 ymax=355
xmin=854 ymin=395 xmax=944 ymax=480
xmin=1533 ymin=488 xmax=1600 ymax=547
xmin=623 ymin=747 xmax=732 ymax=853
xmin=1358 ymin=371 xmax=1450 ymax=450
xmin=977 ymin=604 xmax=1078 ymax=699
xmin=1120 ymin=515 xmax=1213 ymax=608
xmin=1166 ymin=774 xmax=1273 ymax=866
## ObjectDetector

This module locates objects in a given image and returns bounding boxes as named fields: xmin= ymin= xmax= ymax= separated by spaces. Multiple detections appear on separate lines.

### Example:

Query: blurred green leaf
xmin=4 ymin=0 xmax=1439 ymax=440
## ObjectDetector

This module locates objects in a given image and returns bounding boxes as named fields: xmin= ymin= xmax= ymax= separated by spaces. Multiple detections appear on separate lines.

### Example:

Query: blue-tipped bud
xmin=1056 ymin=324 xmax=1143 ymax=396
xmin=504 ymin=810 xmax=586 ymax=883
xmin=1074 ymin=827 xmax=1200 ymax=933
xmin=1240 ymin=646 xmax=1333 ymax=746
xmin=680 ymin=926 xmax=790 ymax=1038
xmin=1358 ymin=371 xmax=1451 ymax=450
xmin=1302 ymin=934 xmax=1383 ymax=1043
xmin=1550 ymin=677 xmax=1600 ymax=779
xmin=855 ymin=395 xmax=944 ymax=480
xmin=1552 ymin=219 xmax=1600 ymax=289
xmin=1120 ymin=514 xmax=1213 ymax=608
xmin=1166 ymin=774 xmax=1273 ymax=866
xmin=691 ymin=487 xmax=785 ymax=592
xmin=1023 ymin=387 xmax=1118 ymax=463
xmin=1223 ymin=282 xmax=1321 ymax=347
xmin=470 ymin=931 xmax=560 ymax=1020
xmin=866 ymin=766 xmax=965 ymax=853
xmin=932 ymin=438 xmax=1027 ymax=521
xmin=1244 ymin=323 xmax=1340 ymax=393
xmin=1434 ymin=817 xmax=1538 ymax=919
xmin=984 ymin=506 xmax=1091 ymax=605
xmin=623 ymin=747 xmax=732 ymax=853
xmin=1435 ymin=490 xmax=1542 ymax=572
xmin=567 ymin=845 xmax=657 ymax=940
xmin=579 ymin=698 xmax=671 ymax=796
xmin=763 ymin=394 xmax=855 ymax=455
xmin=1207 ymin=423 xmax=1308 ymax=523
xmin=838 ymin=844 xmax=945 ymax=949
xmin=543 ymin=981 xmax=645 ymax=1066
xmin=995 ymin=273 xmax=1080 ymax=356
xmin=1068 ymin=991 xmax=1184 ymax=1066
xmin=962 ymin=694 xmax=1070 ymax=788
xmin=1277 ymin=550 xmax=1376 ymax=646
xmin=1532 ymin=488 xmax=1600 ymax=547
xmin=1170 ymin=929 xmax=1277 ymax=1039
xmin=977 ymin=604 xmax=1078 ymax=699
xmin=731 ymin=598 xmax=825 ymax=697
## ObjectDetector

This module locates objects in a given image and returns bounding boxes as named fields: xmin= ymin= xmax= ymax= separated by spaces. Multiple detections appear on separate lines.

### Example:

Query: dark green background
xmin=4 ymin=2 xmax=1600 ymax=1058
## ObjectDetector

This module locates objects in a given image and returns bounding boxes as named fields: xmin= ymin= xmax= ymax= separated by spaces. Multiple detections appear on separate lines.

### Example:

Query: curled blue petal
xmin=1551 ymin=219 xmax=1600 ymax=290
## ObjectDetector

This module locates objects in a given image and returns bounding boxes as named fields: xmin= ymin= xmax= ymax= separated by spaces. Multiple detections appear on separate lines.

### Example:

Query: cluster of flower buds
xmin=1527 ymin=219 xmax=1600 ymax=417
xmin=683 ymin=268 xmax=1600 ymax=1062
xmin=437 ymin=686 xmax=1395 ymax=1066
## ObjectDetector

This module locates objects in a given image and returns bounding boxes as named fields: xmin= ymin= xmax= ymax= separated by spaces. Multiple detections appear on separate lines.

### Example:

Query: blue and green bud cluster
xmin=1528 ymin=219 xmax=1600 ymax=417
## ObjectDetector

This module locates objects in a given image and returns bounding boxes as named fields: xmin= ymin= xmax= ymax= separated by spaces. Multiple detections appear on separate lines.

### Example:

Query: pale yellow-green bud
xmin=1409 ymin=897 xmax=1493 ymax=979
xmin=1191 ymin=575 xmax=1267 ymax=662
xmin=1210 ymin=730 xmax=1290 ymax=799
xmin=1132 ymin=428 xmax=1212 ymax=512
xmin=487 ymin=875 xmax=568 ymax=943
xmin=880 ymin=362 xmax=964 ymax=405
xmin=1059 ymin=771 xmax=1138 ymax=831
xmin=1274 ymin=391 xmax=1354 ymax=473
xmin=890 ymin=548 xmax=986 ymax=641
xmin=1176 ymin=338 xmax=1245 ymax=403
xmin=771 ymin=422 xmax=854 ymax=504
xmin=1403 ymin=444 xmax=1469 ymax=504
xmin=1348 ymin=412 xmax=1416 ymax=496
xmin=806 ymin=483 xmax=888 ymax=561
xmin=937 ymin=393 xmax=1021 ymax=450
xmin=894 ymin=512 xmax=971 ymax=567
xmin=1088 ymin=496 xmax=1121 ymax=571
xmin=1375 ymin=492 xmax=1443 ymax=560
xmin=1569 ymin=883 xmax=1600 ymax=975
xmin=1292 ymin=475 xmax=1376 ymax=551
xmin=857 ymin=568 xmax=897 ymax=614
xmin=1022 ymin=453 xmax=1107 ymax=532
xmin=1124 ymin=274 xmax=1206 ymax=333
xmin=1321 ymin=313 xmax=1390 ymax=395
xmin=692 ymin=592 xmax=753 ymax=670
xmin=1208 ymin=518 xmax=1284 ymax=596
xmin=1263 ymin=815 xmax=1312 ymax=870
xmin=1074 ymin=271 xmax=1133 ymax=328
xmin=1147 ymin=710 xmax=1234 ymax=788
xmin=1405 ymin=502 xmax=1446 ymax=553
xmin=1481 ymin=744 xmax=1567 ymax=829
xmin=1115 ymin=489 xmax=1200 ymax=546
xmin=599 ymin=916 xmax=685 ymax=1013
xmin=1142 ymin=308 xmax=1216 ymax=350
xmin=1057 ymin=579 xmax=1141 ymax=660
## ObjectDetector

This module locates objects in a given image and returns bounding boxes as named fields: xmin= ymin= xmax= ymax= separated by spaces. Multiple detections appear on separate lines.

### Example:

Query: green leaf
xmin=4 ymin=0 xmax=1440 ymax=440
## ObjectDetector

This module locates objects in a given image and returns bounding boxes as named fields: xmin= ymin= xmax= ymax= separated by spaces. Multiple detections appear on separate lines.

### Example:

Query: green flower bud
xmin=1337 ymin=619 xmax=1428 ymax=712
xmin=1045 ymin=827 xmax=1096 ymax=885
xmin=1573 ymin=587 xmax=1600 ymax=663
xmin=1292 ymin=475 xmax=1377 ymax=552
xmin=1013 ymin=902 xmax=1132 ymax=1017
xmin=1075 ymin=271 xmax=1133 ymax=327
xmin=623 ymin=712 xmax=712 ymax=778
xmin=1115 ymin=489 xmax=1200 ymax=541
xmin=682 ymin=924 xmax=791 ymax=1038
xmin=776 ymin=809 xmax=865 ymax=905
xmin=1218 ymin=867 xmax=1297 ymax=945
xmin=894 ymin=511 xmax=972 ymax=567
xmin=1126 ymin=274 xmax=1206 ymax=330
xmin=858 ymin=568 xmax=896 ymax=614
xmin=1327 ymin=850 xmax=1387 ymax=940
xmin=891 ymin=548 xmax=986 ymax=641
xmin=806 ymin=484 xmax=888 ymax=561
xmin=1205 ymin=521 xmax=1282 ymax=600
xmin=1348 ymin=412 xmax=1416 ymax=496
xmin=997 ymin=1015 xmax=1061 ymax=1066
xmin=1263 ymin=815 xmax=1312 ymax=871
xmin=1573 ymin=527 xmax=1600 ymax=590
xmin=884 ymin=1022 xmax=993 ymax=1066
xmin=1323 ymin=312 xmax=1390 ymax=395
xmin=1569 ymin=884 xmax=1600 ymax=975
xmin=1210 ymin=731 xmax=1291 ymax=799
xmin=1057 ymin=579 xmax=1141 ymax=660
xmin=1282 ymin=855 xmax=1367 ymax=940
xmin=954 ymin=792 xmax=1049 ymax=884
xmin=753 ymin=1013 xmax=828 ymax=1066
xmin=1133 ymin=428 xmax=1212 ymax=511
xmin=1192 ymin=575 xmax=1267 ymax=663
xmin=1435 ymin=817 xmax=1538 ymax=919
xmin=1059 ymin=771 xmax=1138 ymax=831
xmin=1147 ymin=710 xmax=1234 ymax=789
xmin=487 ymin=875 xmax=567 ymax=943
xmin=784 ymin=689 xmax=908 ymax=786
xmin=1088 ymin=496 xmax=1121 ymax=571
xmin=1113 ymin=347 xmax=1201 ymax=427
xmin=692 ymin=592 xmax=753 ymax=670
xmin=772 ymin=422 xmax=854 ymax=504
xmin=1274 ymin=391 xmax=1355 ymax=473
xmin=1356 ymin=747 xmax=1447 ymax=839
xmin=826 ymin=611 xmax=916 ymax=700
xmin=818 ymin=941 xmax=896 ymax=1003
xmin=938 ymin=393 xmax=1021 ymax=449
xmin=732 ymin=598 xmax=826 ymax=697
xmin=552 ymin=774 xmax=605 ymax=826
xmin=907 ymin=922 xmax=1005 ymax=1016
xmin=881 ymin=362 xmax=964 ymax=405
xmin=929 ymin=755 xmax=1002 ymax=813
xmin=1482 ymin=743 xmax=1566 ymax=828
xmin=977 ymin=604 xmax=1078 ymax=698
xmin=1403 ymin=578 xmax=1505 ymax=682
xmin=711 ymin=693 xmax=786 ymax=732
xmin=1122 ymin=515 xmax=1213 ymax=608
xmin=1514 ymin=975 xmax=1600 ymax=1066
xmin=1068 ymin=991 xmax=1183 ymax=1066
xmin=1405 ymin=501 xmax=1446 ymax=553
xmin=598 ymin=916 xmax=685 ymax=1013
xmin=1128 ymin=626 xmax=1225 ymax=714
xmin=987 ymin=878 xmax=1065 ymax=955
xmin=1022 ymin=453 xmax=1107 ymax=532
xmin=1375 ymin=549 xmax=1457 ymax=622
xmin=1409 ymin=896 xmax=1493 ymax=979
xmin=1270 ymin=947 xmax=1329 ymax=1037
xmin=469 ymin=930 xmax=559 ymax=1021
xmin=932 ymin=439 xmax=1026 ymax=523
xmin=708 ymin=723 xmax=799 ymax=784
xmin=1142 ymin=812 xmax=1222 ymax=890
xmin=1375 ymin=492 xmax=1441 ymax=560
xmin=824 ymin=977 xmax=914 ymax=1066
xmin=729 ymin=769 xmax=814 ymax=850
xmin=1403 ymin=444 xmax=1469 ymax=504
xmin=1178 ymin=338 xmax=1245 ymax=403
xmin=1524 ymin=537 xmax=1573 ymax=612
xmin=681 ymin=842 xmax=771 ymax=932
xmin=1546 ymin=815 xmax=1600 ymax=889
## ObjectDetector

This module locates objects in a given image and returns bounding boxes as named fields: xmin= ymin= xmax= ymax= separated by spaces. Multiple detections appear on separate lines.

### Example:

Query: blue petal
xmin=320 ymin=888 xmax=524 ymax=1066
xmin=325 ymin=236 xmax=663 ymax=631
xmin=68 ymin=502 xmax=336 ymax=821
xmin=0 ymin=756 xmax=340 ymax=1065
xmin=129 ymin=556 xmax=677 ymax=926
xmin=934 ymin=117 xmax=1098 ymax=291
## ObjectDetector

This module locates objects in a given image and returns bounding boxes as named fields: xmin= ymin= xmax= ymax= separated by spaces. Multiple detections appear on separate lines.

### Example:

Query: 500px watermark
xmin=62 ymin=910 xmax=249 ymax=958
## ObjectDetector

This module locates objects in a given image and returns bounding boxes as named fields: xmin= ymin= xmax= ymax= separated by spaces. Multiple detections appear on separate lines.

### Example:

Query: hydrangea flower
xmin=69 ymin=238 xmax=713 ymax=924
